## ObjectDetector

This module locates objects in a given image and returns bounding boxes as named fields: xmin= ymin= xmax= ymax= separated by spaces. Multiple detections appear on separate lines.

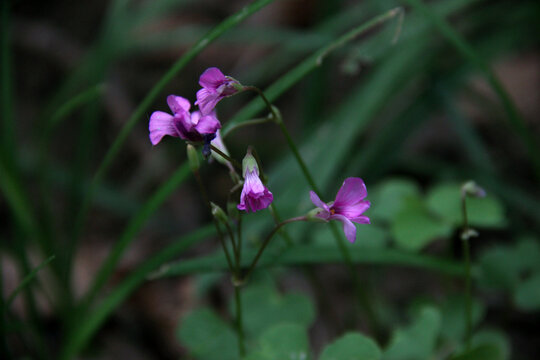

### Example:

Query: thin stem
xmin=222 ymin=115 xmax=274 ymax=138
xmin=243 ymin=217 xmax=306 ymax=281
xmin=237 ymin=215 xmax=243 ymax=269
xmin=247 ymin=85 xmax=380 ymax=335
xmin=234 ymin=285 xmax=245 ymax=357
xmin=210 ymin=144 xmax=242 ymax=171
xmin=224 ymin=221 xmax=239 ymax=268
xmin=461 ymin=193 xmax=472 ymax=350
xmin=268 ymin=204 xmax=293 ymax=246
xmin=193 ymin=170 xmax=234 ymax=272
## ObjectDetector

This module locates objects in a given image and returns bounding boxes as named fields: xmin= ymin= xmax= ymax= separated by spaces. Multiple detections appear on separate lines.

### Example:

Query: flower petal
xmin=196 ymin=88 xmax=222 ymax=115
xmin=194 ymin=112 xmax=221 ymax=134
xmin=199 ymin=67 xmax=226 ymax=90
xmin=332 ymin=214 xmax=357 ymax=243
xmin=334 ymin=200 xmax=370 ymax=218
xmin=167 ymin=95 xmax=190 ymax=114
xmin=149 ymin=111 xmax=177 ymax=145
xmin=350 ymin=215 xmax=370 ymax=224
xmin=310 ymin=191 xmax=330 ymax=212
xmin=334 ymin=177 xmax=367 ymax=207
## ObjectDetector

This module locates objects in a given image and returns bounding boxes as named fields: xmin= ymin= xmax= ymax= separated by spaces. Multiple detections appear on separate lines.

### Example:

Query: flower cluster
xmin=148 ymin=67 xmax=370 ymax=242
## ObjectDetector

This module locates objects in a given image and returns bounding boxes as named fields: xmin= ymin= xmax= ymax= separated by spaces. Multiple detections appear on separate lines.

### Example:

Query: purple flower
xmin=309 ymin=177 xmax=370 ymax=243
xmin=195 ymin=67 xmax=240 ymax=115
xmin=237 ymin=153 xmax=273 ymax=212
xmin=149 ymin=95 xmax=221 ymax=145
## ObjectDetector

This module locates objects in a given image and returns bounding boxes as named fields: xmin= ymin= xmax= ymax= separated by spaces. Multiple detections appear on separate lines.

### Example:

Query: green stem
xmin=222 ymin=115 xmax=274 ymax=138
xmin=248 ymin=85 xmax=380 ymax=335
xmin=234 ymin=285 xmax=245 ymax=357
xmin=194 ymin=170 xmax=235 ymax=273
xmin=243 ymin=217 xmax=306 ymax=281
xmin=210 ymin=144 xmax=242 ymax=171
xmin=461 ymin=193 xmax=472 ymax=350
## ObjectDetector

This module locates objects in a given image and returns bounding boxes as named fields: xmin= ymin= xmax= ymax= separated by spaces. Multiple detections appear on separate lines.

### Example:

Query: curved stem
xmin=193 ymin=170 xmax=234 ymax=272
xmin=243 ymin=217 xmax=306 ymax=281
xmin=210 ymin=145 xmax=242 ymax=171
xmin=246 ymin=85 xmax=380 ymax=335
xmin=223 ymin=115 xmax=274 ymax=138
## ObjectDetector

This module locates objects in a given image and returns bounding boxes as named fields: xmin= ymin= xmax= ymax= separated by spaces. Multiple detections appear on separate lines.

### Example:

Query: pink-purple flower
xmin=195 ymin=67 xmax=240 ymax=115
xmin=149 ymin=95 xmax=221 ymax=145
xmin=309 ymin=177 xmax=370 ymax=243
xmin=237 ymin=153 xmax=273 ymax=212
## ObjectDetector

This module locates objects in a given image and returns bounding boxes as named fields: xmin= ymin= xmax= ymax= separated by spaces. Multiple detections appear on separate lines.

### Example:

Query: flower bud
xmin=461 ymin=180 xmax=486 ymax=198
xmin=305 ymin=208 xmax=328 ymax=223
xmin=241 ymin=152 xmax=258 ymax=176
xmin=186 ymin=144 xmax=200 ymax=172
xmin=210 ymin=202 xmax=229 ymax=224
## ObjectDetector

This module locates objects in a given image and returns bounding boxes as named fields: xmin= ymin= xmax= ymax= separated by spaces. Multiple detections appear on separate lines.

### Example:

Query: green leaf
xmin=513 ymin=272 xmax=540 ymax=311
xmin=383 ymin=306 xmax=441 ymax=360
xmin=236 ymin=282 xmax=315 ymax=339
xmin=369 ymin=178 xmax=421 ymax=223
xmin=450 ymin=344 xmax=501 ymax=360
xmin=426 ymin=183 xmax=506 ymax=228
xmin=246 ymin=323 xmax=309 ymax=360
xmin=177 ymin=308 xmax=239 ymax=360
xmin=391 ymin=197 xmax=452 ymax=252
xmin=478 ymin=239 xmax=540 ymax=291
xmin=439 ymin=295 xmax=485 ymax=342
xmin=320 ymin=332 xmax=381 ymax=360
xmin=471 ymin=329 xmax=510 ymax=360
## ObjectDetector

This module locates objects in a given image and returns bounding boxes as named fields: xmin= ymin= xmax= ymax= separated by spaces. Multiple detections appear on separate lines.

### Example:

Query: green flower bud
xmin=186 ymin=144 xmax=200 ymax=172
xmin=242 ymin=153 xmax=258 ymax=176
xmin=210 ymin=202 xmax=229 ymax=224
xmin=305 ymin=208 xmax=328 ymax=223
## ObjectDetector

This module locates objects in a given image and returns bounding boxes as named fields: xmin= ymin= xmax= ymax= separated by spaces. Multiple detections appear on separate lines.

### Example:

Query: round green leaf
xmin=391 ymin=199 xmax=452 ymax=252
xmin=247 ymin=323 xmax=309 ymax=360
xmin=320 ymin=332 xmax=381 ymax=360
xmin=369 ymin=178 xmax=421 ymax=222
xmin=177 ymin=308 xmax=238 ymax=360
xmin=426 ymin=183 xmax=505 ymax=228
xmin=513 ymin=272 xmax=540 ymax=311
xmin=383 ymin=306 xmax=441 ymax=360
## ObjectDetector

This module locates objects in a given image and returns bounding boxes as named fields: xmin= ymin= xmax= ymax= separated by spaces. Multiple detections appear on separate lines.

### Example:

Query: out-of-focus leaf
xmin=450 ymin=344 xmax=501 ymax=360
xmin=426 ymin=183 xmax=506 ymax=228
xmin=234 ymin=282 xmax=315 ymax=339
xmin=440 ymin=295 xmax=485 ymax=343
xmin=177 ymin=308 xmax=238 ymax=360
xmin=245 ymin=323 xmax=309 ymax=360
xmin=479 ymin=239 xmax=540 ymax=290
xmin=513 ymin=272 xmax=540 ymax=311
xmin=391 ymin=197 xmax=452 ymax=252
xmin=383 ymin=306 xmax=441 ymax=360
xmin=369 ymin=178 xmax=421 ymax=223
xmin=313 ymin=224 xmax=389 ymax=249
xmin=471 ymin=329 xmax=511 ymax=360
xmin=320 ymin=332 xmax=381 ymax=360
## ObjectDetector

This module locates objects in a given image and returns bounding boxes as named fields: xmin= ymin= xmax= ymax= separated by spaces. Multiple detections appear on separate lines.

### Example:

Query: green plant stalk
xmin=249 ymin=86 xmax=381 ymax=334
xmin=243 ymin=217 xmax=307 ymax=281
xmin=69 ymin=0 xmax=275 ymax=282
xmin=60 ymin=225 xmax=215 ymax=360
xmin=234 ymin=285 xmax=245 ymax=357
xmin=403 ymin=0 xmax=540 ymax=180
xmin=210 ymin=144 xmax=242 ymax=170
xmin=193 ymin=168 xmax=235 ymax=273
xmin=461 ymin=194 xmax=472 ymax=350
xmin=222 ymin=115 xmax=274 ymax=138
